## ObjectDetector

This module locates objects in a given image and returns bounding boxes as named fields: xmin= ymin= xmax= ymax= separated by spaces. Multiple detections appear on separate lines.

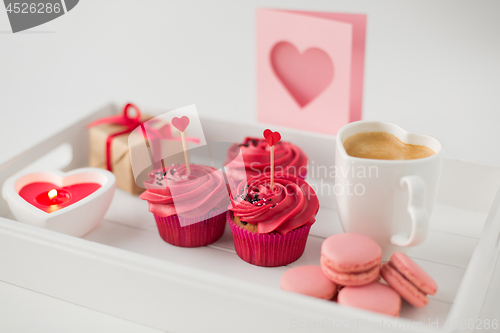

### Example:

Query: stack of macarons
xmin=281 ymin=233 xmax=437 ymax=317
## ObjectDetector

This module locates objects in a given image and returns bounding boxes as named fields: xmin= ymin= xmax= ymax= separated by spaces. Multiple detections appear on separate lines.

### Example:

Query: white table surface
xmin=0 ymin=280 xmax=163 ymax=333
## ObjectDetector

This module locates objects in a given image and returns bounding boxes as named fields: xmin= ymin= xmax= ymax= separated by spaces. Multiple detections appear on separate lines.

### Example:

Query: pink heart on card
xmin=270 ymin=42 xmax=334 ymax=108
xmin=171 ymin=116 xmax=190 ymax=132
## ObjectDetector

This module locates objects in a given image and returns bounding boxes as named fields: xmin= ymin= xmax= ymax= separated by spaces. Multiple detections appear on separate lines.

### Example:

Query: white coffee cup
xmin=335 ymin=121 xmax=444 ymax=259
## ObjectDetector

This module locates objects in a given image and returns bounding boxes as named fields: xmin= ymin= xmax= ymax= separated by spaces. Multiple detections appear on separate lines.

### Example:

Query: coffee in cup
xmin=343 ymin=132 xmax=435 ymax=160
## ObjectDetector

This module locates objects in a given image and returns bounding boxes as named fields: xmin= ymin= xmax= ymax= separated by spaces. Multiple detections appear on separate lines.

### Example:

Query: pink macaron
xmin=338 ymin=282 xmax=401 ymax=317
xmin=281 ymin=266 xmax=338 ymax=300
xmin=320 ymin=233 xmax=382 ymax=286
xmin=381 ymin=251 xmax=437 ymax=307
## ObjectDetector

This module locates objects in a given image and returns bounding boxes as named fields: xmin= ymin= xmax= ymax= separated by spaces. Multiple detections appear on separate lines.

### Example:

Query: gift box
xmin=88 ymin=104 xmax=194 ymax=195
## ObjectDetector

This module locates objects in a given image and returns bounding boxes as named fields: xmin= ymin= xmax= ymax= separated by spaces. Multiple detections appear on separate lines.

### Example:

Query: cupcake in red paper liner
xmin=140 ymin=164 xmax=229 ymax=247
xmin=225 ymin=137 xmax=308 ymax=184
xmin=228 ymin=172 xmax=319 ymax=267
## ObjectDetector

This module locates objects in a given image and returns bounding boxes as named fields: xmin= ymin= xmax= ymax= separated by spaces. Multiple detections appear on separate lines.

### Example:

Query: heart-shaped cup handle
xmin=390 ymin=175 xmax=429 ymax=247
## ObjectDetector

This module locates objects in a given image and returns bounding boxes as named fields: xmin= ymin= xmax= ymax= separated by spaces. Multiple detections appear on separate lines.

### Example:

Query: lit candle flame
xmin=48 ymin=189 xmax=58 ymax=200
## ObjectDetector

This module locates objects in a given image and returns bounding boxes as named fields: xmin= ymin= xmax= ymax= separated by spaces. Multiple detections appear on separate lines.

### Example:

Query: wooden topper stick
xmin=263 ymin=129 xmax=281 ymax=190
xmin=180 ymin=131 xmax=191 ymax=174
xmin=270 ymin=145 xmax=275 ymax=189
xmin=171 ymin=116 xmax=191 ymax=175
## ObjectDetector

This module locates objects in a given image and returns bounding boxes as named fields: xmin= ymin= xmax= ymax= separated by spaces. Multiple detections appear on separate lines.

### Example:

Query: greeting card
xmin=256 ymin=9 xmax=366 ymax=135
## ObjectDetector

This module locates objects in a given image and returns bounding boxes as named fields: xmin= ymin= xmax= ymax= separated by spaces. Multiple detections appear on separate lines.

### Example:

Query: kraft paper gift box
xmin=256 ymin=9 xmax=367 ymax=135
xmin=88 ymin=112 xmax=186 ymax=195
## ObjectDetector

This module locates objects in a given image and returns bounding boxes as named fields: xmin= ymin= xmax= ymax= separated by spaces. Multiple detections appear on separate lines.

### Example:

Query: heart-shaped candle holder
xmin=2 ymin=168 xmax=116 ymax=237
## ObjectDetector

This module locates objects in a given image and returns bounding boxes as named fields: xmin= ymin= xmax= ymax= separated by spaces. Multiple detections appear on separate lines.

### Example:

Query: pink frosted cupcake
xmin=140 ymin=164 xmax=229 ymax=247
xmin=225 ymin=137 xmax=308 ymax=184
xmin=228 ymin=172 xmax=319 ymax=267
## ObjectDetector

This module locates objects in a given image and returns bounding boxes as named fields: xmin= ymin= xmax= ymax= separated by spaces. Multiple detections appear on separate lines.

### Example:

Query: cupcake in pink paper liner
xmin=140 ymin=164 xmax=230 ymax=247
xmin=228 ymin=172 xmax=319 ymax=267
xmin=225 ymin=137 xmax=308 ymax=184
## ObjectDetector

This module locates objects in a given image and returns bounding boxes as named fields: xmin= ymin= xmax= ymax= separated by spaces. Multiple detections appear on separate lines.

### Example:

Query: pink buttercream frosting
xmin=140 ymin=164 xmax=229 ymax=218
xmin=229 ymin=172 xmax=319 ymax=235
xmin=225 ymin=137 xmax=307 ymax=183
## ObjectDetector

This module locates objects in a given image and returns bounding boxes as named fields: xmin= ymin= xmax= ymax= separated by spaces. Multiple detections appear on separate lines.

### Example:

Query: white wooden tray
xmin=1 ymin=104 xmax=500 ymax=333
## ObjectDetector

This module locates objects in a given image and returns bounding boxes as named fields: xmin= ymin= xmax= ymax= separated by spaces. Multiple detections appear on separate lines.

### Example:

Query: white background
xmin=1 ymin=0 xmax=500 ymax=165
xmin=0 ymin=1 xmax=499 ymax=331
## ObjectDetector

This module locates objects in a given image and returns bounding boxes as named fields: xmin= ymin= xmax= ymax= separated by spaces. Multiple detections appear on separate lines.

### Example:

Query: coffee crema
xmin=343 ymin=132 xmax=435 ymax=160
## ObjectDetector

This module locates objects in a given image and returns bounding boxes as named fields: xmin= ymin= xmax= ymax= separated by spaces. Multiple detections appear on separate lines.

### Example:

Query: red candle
xmin=36 ymin=189 xmax=71 ymax=206
xmin=19 ymin=182 xmax=101 ymax=213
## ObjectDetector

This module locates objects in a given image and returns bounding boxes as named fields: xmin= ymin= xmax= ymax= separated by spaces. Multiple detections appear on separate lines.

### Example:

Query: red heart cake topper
xmin=172 ymin=116 xmax=190 ymax=132
xmin=263 ymin=129 xmax=281 ymax=147
xmin=171 ymin=115 xmax=192 ymax=174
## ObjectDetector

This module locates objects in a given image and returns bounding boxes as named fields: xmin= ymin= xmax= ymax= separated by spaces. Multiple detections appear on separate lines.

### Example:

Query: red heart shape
xmin=171 ymin=116 xmax=190 ymax=132
xmin=19 ymin=182 xmax=101 ymax=213
xmin=263 ymin=129 xmax=281 ymax=147
xmin=271 ymin=42 xmax=334 ymax=108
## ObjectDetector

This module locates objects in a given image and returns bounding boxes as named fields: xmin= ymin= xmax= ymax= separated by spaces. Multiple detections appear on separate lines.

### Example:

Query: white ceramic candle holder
xmin=2 ymin=168 xmax=116 ymax=237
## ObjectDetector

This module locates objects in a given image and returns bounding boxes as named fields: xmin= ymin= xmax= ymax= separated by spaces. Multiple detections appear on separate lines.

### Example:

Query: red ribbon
xmin=87 ymin=103 xmax=200 ymax=172
xmin=87 ymin=104 xmax=144 ymax=171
